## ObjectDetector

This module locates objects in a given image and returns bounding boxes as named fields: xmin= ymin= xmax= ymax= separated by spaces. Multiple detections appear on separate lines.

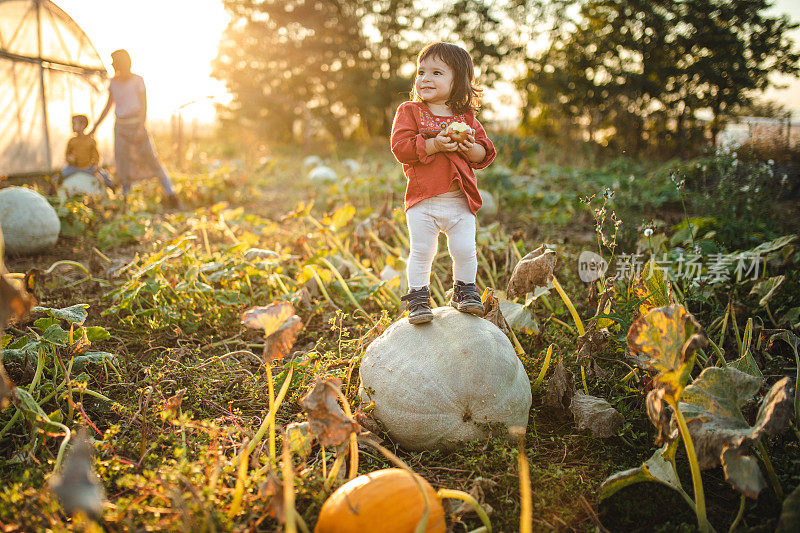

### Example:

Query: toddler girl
xmin=390 ymin=42 xmax=496 ymax=324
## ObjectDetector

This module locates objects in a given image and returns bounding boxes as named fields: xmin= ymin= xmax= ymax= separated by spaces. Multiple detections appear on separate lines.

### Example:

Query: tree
xmin=521 ymin=0 xmax=799 ymax=155
xmin=213 ymin=0 xmax=528 ymax=142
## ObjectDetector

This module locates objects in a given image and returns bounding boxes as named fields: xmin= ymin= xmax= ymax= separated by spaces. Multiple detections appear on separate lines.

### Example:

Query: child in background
xmin=390 ymin=42 xmax=496 ymax=324
xmin=89 ymin=49 xmax=181 ymax=209
xmin=63 ymin=114 xmax=114 ymax=189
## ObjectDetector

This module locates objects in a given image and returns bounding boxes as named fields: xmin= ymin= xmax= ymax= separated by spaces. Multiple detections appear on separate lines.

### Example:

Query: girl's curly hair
xmin=410 ymin=42 xmax=482 ymax=114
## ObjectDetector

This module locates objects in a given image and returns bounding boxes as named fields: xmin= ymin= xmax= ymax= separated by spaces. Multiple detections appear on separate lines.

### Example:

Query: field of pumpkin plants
xmin=1 ymin=139 xmax=799 ymax=532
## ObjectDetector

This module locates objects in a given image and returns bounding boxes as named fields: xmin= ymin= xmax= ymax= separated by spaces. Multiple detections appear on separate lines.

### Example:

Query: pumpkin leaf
xmin=506 ymin=244 xmax=557 ymax=298
xmin=49 ymin=429 xmax=105 ymax=519
xmin=742 ymin=235 xmax=797 ymax=257
xmin=34 ymin=304 xmax=89 ymax=326
xmin=599 ymin=440 xmax=686 ymax=501
xmin=71 ymin=351 xmax=117 ymax=372
xmin=678 ymin=368 xmax=792 ymax=496
xmin=244 ymin=248 xmax=279 ymax=261
xmin=570 ymin=392 xmax=624 ymax=438
xmin=720 ymin=446 xmax=766 ymax=499
xmin=767 ymin=331 xmax=800 ymax=426
xmin=777 ymin=483 xmax=800 ymax=533
xmin=780 ymin=306 xmax=800 ymax=329
xmin=300 ymin=377 xmax=359 ymax=448
xmin=12 ymin=387 xmax=62 ymax=431
xmin=42 ymin=324 xmax=70 ymax=346
xmin=499 ymin=299 xmax=539 ymax=335
xmin=264 ymin=315 xmax=302 ymax=362
xmin=630 ymin=260 xmax=673 ymax=320
xmin=544 ymin=356 xmax=574 ymax=415
xmin=768 ymin=330 xmax=800 ymax=356
xmin=749 ymin=275 xmax=785 ymax=307
xmin=729 ymin=351 xmax=763 ymax=380
xmin=627 ymin=304 xmax=706 ymax=400
xmin=754 ymin=377 xmax=793 ymax=436
xmin=242 ymin=302 xmax=294 ymax=337
xmin=84 ymin=326 xmax=111 ymax=342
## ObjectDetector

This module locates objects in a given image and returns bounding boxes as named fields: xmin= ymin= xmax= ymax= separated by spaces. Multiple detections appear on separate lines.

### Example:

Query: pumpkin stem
xmin=531 ymin=344 xmax=554 ymax=393
xmin=437 ymin=489 xmax=492 ymax=532
xmin=228 ymin=437 xmax=250 ymax=518
xmin=324 ymin=453 xmax=345 ymax=491
xmin=331 ymin=385 xmax=359 ymax=480
xmin=283 ymin=437 xmax=297 ymax=533
xmin=517 ymin=432 xmax=532 ymax=533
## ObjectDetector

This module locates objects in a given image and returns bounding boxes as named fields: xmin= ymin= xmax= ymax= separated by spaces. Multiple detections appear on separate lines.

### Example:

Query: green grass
xmin=1 ymin=142 xmax=798 ymax=531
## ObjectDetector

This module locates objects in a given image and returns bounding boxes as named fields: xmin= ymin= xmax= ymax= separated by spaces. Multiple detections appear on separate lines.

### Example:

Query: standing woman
xmin=90 ymin=49 xmax=181 ymax=209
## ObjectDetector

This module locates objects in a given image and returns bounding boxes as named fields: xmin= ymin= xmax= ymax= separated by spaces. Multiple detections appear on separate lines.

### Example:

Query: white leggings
xmin=406 ymin=191 xmax=477 ymax=289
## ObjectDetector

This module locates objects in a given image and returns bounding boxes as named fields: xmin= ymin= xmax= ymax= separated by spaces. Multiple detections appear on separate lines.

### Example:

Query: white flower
xmin=740 ymin=185 xmax=750 ymax=192
xmin=644 ymin=228 xmax=653 ymax=237
xmin=768 ymin=159 xmax=774 ymax=165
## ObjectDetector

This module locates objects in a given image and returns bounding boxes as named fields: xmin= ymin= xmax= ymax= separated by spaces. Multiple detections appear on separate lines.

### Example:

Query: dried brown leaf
xmin=544 ymin=357 xmax=574 ymax=416
xmin=161 ymin=389 xmax=186 ymax=419
xmin=353 ymin=410 xmax=381 ymax=434
xmin=451 ymin=477 xmax=497 ymax=518
xmin=506 ymin=244 xmax=557 ymax=298
xmin=646 ymin=388 xmax=677 ymax=445
xmin=242 ymin=302 xmax=294 ymax=337
xmin=482 ymin=289 xmax=508 ymax=333
xmin=259 ymin=470 xmax=285 ymax=523
xmin=0 ymin=274 xmax=35 ymax=329
xmin=0 ymin=362 xmax=15 ymax=410
xmin=300 ymin=377 xmax=359 ymax=448
xmin=570 ymin=392 xmax=624 ymax=438
xmin=264 ymin=315 xmax=302 ymax=362
xmin=577 ymin=329 xmax=610 ymax=368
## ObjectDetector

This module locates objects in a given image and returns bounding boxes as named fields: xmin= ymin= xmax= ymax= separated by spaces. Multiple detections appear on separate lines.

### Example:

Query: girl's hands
xmin=432 ymin=130 xmax=458 ymax=153
xmin=455 ymin=132 xmax=475 ymax=153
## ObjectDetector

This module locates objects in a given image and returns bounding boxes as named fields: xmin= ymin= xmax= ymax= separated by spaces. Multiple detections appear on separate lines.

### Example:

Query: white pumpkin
xmin=359 ymin=306 xmax=531 ymax=450
xmin=0 ymin=187 xmax=60 ymax=255
xmin=61 ymin=172 xmax=106 ymax=197
xmin=341 ymin=158 xmax=361 ymax=173
xmin=303 ymin=155 xmax=323 ymax=168
xmin=478 ymin=189 xmax=497 ymax=217
xmin=309 ymin=165 xmax=338 ymax=183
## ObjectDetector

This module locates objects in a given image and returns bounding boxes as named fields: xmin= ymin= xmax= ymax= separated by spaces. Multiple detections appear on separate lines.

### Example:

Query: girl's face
xmin=415 ymin=56 xmax=454 ymax=107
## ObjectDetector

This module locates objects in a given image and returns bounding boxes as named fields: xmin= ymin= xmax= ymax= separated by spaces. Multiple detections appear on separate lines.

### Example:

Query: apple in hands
xmin=445 ymin=121 xmax=473 ymax=143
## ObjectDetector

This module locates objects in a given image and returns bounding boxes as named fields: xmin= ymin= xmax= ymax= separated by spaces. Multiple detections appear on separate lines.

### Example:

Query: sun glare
xmin=57 ymin=0 xmax=231 ymax=124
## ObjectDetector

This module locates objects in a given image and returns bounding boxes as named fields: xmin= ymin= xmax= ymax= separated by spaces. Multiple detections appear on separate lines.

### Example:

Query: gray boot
xmin=401 ymin=286 xmax=434 ymax=324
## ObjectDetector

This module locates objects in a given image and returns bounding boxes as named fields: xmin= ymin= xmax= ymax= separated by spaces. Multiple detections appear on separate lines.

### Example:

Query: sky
xmin=58 ymin=0 xmax=231 ymax=124
xmin=58 ymin=0 xmax=800 ymax=124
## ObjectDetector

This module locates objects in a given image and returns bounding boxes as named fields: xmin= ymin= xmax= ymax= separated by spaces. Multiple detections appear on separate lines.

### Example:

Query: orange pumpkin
xmin=314 ymin=468 xmax=446 ymax=532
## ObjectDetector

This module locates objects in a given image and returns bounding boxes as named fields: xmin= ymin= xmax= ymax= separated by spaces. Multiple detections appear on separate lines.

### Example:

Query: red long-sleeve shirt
xmin=390 ymin=101 xmax=496 ymax=214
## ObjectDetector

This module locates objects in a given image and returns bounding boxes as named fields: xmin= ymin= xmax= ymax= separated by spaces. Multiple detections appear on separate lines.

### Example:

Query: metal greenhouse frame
xmin=0 ymin=0 xmax=111 ymax=177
